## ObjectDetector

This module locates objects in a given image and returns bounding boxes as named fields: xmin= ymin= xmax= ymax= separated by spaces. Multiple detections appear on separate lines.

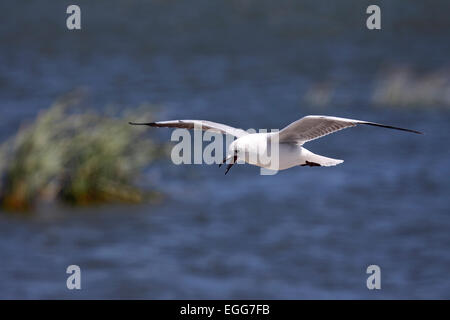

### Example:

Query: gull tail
xmin=301 ymin=149 xmax=344 ymax=167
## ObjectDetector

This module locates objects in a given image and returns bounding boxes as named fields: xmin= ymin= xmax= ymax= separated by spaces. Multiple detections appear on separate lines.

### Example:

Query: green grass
xmin=0 ymin=91 xmax=161 ymax=211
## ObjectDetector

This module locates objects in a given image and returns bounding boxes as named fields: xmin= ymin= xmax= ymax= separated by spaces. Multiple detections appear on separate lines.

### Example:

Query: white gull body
xmin=130 ymin=115 xmax=421 ymax=174
xmin=229 ymin=132 xmax=342 ymax=171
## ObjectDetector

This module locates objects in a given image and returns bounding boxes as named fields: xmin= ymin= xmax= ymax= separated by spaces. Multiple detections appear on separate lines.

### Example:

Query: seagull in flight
xmin=130 ymin=115 xmax=422 ymax=174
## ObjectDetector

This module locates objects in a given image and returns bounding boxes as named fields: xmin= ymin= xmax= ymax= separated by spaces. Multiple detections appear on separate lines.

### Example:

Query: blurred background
xmin=0 ymin=0 xmax=449 ymax=299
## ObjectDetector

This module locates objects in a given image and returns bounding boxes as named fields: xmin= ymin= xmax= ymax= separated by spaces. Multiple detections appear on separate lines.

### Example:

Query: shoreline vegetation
xmin=303 ymin=66 xmax=450 ymax=109
xmin=372 ymin=67 xmax=450 ymax=108
xmin=0 ymin=91 xmax=162 ymax=212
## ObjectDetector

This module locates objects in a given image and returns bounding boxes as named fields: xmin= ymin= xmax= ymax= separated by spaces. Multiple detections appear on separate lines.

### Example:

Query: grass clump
xmin=0 ymin=91 xmax=160 ymax=211
xmin=372 ymin=67 xmax=450 ymax=108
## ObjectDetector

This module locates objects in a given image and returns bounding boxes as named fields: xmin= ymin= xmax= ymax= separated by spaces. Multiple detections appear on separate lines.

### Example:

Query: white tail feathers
xmin=302 ymin=149 xmax=344 ymax=167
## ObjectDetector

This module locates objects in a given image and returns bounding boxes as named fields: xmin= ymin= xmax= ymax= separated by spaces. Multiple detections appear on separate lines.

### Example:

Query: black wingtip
xmin=362 ymin=122 xmax=423 ymax=135
xmin=129 ymin=122 xmax=154 ymax=126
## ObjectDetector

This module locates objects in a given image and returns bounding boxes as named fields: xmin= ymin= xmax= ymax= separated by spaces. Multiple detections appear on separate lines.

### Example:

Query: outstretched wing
xmin=278 ymin=115 xmax=422 ymax=144
xmin=129 ymin=119 xmax=249 ymax=138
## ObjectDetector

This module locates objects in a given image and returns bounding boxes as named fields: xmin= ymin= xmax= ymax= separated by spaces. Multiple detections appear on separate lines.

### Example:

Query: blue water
xmin=0 ymin=1 xmax=449 ymax=299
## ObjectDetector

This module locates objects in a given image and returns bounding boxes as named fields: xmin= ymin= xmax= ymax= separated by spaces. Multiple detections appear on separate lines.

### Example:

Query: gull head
xmin=228 ymin=133 xmax=269 ymax=165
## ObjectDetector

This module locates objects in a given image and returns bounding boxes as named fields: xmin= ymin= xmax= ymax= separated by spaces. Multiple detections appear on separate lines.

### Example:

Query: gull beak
xmin=218 ymin=155 xmax=230 ymax=168
xmin=224 ymin=154 xmax=238 ymax=175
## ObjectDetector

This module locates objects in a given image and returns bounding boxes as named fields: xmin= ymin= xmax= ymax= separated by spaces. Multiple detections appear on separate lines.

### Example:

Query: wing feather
xmin=129 ymin=120 xmax=248 ymax=138
xmin=278 ymin=115 xmax=421 ymax=144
